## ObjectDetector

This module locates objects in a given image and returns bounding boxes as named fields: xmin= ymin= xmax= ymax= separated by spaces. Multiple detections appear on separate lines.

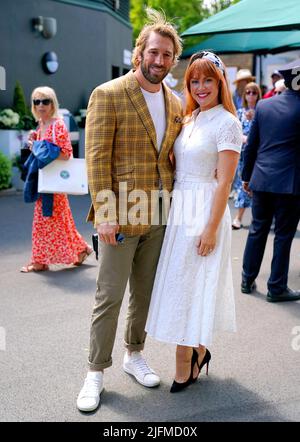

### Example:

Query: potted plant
xmin=0 ymin=81 xmax=36 ymax=159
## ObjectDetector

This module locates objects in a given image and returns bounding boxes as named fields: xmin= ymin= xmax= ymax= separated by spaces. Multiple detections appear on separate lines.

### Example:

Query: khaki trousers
xmin=88 ymin=223 xmax=166 ymax=370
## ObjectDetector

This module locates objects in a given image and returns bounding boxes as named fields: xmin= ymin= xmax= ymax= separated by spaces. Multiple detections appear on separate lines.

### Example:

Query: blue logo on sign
xmin=60 ymin=170 xmax=70 ymax=179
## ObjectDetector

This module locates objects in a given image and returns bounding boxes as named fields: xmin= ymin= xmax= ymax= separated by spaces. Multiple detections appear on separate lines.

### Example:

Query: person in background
xmin=241 ymin=67 xmax=300 ymax=302
xmin=21 ymin=86 xmax=92 ymax=272
xmin=232 ymin=69 xmax=256 ymax=110
xmin=230 ymin=69 xmax=256 ymax=198
xmin=232 ymin=82 xmax=261 ymax=230
xmin=263 ymin=70 xmax=283 ymax=98
xmin=259 ymin=84 xmax=268 ymax=97
xmin=274 ymin=78 xmax=287 ymax=95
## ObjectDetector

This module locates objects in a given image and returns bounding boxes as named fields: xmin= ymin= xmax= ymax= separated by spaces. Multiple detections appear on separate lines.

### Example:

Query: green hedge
xmin=0 ymin=151 xmax=12 ymax=190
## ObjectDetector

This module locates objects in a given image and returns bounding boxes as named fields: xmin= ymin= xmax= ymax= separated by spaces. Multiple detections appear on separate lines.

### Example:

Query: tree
xmin=130 ymin=0 xmax=210 ymax=41
xmin=13 ymin=81 xmax=27 ymax=116
xmin=12 ymin=81 xmax=36 ymax=130
xmin=130 ymin=0 xmax=241 ymax=49
xmin=209 ymin=0 xmax=239 ymax=14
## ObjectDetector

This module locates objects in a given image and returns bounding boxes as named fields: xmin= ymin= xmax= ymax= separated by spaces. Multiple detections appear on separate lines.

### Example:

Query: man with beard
xmin=77 ymin=8 xmax=183 ymax=412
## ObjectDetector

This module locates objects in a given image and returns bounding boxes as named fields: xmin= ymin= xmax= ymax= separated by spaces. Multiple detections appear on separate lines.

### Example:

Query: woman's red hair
xmin=184 ymin=56 xmax=236 ymax=117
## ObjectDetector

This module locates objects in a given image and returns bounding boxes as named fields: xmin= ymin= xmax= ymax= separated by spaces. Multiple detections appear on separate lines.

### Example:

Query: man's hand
xmin=96 ymin=222 xmax=119 ymax=245
xmin=242 ymin=181 xmax=252 ymax=196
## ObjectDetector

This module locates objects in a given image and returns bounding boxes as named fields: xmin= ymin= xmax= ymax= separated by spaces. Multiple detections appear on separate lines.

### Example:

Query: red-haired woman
xmin=146 ymin=52 xmax=243 ymax=392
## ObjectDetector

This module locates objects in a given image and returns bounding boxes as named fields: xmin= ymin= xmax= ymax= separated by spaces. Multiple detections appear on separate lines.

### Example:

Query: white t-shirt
xmin=141 ymin=86 xmax=166 ymax=152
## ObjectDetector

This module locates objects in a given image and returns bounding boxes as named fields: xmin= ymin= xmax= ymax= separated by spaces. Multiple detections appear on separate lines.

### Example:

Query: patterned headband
xmin=190 ymin=51 xmax=225 ymax=75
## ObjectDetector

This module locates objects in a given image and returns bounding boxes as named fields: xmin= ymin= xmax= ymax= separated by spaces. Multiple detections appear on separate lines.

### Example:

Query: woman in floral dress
xmin=21 ymin=86 xmax=92 ymax=272
xmin=232 ymin=82 xmax=261 ymax=229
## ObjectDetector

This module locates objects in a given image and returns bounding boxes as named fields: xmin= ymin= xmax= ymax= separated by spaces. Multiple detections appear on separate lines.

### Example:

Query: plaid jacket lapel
xmin=125 ymin=72 xmax=157 ymax=152
xmin=159 ymin=83 xmax=172 ymax=159
xmin=159 ymin=84 xmax=181 ymax=159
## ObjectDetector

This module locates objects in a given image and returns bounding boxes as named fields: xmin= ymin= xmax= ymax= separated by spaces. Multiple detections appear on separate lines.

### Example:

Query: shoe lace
xmin=132 ymin=355 xmax=153 ymax=377
xmin=82 ymin=377 xmax=102 ymax=397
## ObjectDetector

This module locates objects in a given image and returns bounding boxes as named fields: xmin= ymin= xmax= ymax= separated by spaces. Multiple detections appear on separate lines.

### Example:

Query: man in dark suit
xmin=241 ymin=66 xmax=300 ymax=302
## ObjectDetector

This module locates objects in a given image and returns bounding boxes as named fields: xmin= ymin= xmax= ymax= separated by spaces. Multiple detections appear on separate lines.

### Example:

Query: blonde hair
xmin=242 ymin=82 xmax=262 ymax=108
xmin=31 ymin=86 xmax=59 ymax=121
xmin=184 ymin=54 xmax=236 ymax=117
xmin=132 ymin=8 xmax=182 ymax=69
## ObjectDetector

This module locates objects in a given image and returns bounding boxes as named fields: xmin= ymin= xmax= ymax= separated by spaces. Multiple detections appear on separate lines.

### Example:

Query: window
xmin=112 ymin=66 xmax=120 ymax=79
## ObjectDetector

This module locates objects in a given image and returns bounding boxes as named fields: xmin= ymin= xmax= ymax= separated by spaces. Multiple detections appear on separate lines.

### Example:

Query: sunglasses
xmin=245 ymin=90 xmax=258 ymax=96
xmin=33 ymin=99 xmax=52 ymax=106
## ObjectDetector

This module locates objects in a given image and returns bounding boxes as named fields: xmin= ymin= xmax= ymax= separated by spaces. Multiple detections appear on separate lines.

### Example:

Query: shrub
xmin=0 ymin=82 xmax=36 ymax=131
xmin=0 ymin=108 xmax=20 ymax=129
xmin=0 ymin=151 xmax=12 ymax=190
xmin=21 ymin=113 xmax=36 ymax=130
xmin=13 ymin=81 xmax=27 ymax=117
xmin=11 ymin=153 xmax=23 ymax=171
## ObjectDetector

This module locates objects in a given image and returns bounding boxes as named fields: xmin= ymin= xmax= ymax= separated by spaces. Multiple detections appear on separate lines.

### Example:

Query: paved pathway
xmin=0 ymin=193 xmax=299 ymax=422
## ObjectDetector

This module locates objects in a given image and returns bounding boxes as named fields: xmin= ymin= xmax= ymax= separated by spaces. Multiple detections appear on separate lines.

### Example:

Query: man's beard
xmin=140 ymin=59 xmax=169 ymax=84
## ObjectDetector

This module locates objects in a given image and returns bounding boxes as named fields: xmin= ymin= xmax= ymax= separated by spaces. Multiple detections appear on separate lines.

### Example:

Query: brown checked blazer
xmin=85 ymin=70 xmax=182 ymax=236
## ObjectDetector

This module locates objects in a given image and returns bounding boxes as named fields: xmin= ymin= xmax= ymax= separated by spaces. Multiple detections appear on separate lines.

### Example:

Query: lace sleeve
xmin=216 ymin=116 xmax=243 ymax=153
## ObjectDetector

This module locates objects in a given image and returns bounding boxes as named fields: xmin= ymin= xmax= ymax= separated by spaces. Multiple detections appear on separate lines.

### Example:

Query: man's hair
xmin=131 ymin=8 xmax=182 ymax=69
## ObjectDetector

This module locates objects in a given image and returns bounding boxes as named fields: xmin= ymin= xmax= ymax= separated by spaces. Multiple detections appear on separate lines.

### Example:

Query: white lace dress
xmin=146 ymin=104 xmax=242 ymax=347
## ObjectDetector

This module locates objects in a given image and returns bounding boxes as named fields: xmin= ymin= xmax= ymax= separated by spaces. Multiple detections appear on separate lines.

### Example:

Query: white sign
xmin=0 ymin=327 xmax=6 ymax=351
xmin=0 ymin=66 xmax=6 ymax=90
xmin=123 ymin=49 xmax=132 ymax=67
xmin=227 ymin=67 xmax=238 ymax=92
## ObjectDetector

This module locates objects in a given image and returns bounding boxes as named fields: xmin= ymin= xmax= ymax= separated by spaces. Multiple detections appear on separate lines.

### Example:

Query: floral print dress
xmin=234 ymin=108 xmax=253 ymax=209
xmin=31 ymin=118 xmax=88 ymax=265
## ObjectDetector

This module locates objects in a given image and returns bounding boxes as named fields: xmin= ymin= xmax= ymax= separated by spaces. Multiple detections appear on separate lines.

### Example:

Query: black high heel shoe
xmin=192 ymin=348 xmax=211 ymax=382
xmin=170 ymin=349 xmax=198 ymax=393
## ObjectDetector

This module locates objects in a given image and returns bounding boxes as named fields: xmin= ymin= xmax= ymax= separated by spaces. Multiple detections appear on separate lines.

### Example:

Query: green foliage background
xmin=0 ymin=151 xmax=12 ymax=190
xmin=130 ymin=0 xmax=240 ymax=50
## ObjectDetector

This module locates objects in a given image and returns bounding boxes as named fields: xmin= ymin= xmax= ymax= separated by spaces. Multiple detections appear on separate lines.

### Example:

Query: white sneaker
xmin=123 ymin=352 xmax=160 ymax=387
xmin=77 ymin=371 xmax=103 ymax=412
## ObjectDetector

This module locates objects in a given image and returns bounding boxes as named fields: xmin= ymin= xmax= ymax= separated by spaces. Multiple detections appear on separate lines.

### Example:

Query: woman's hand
xmin=196 ymin=226 xmax=217 ymax=256
xmin=58 ymin=151 xmax=70 ymax=161
xmin=245 ymin=109 xmax=255 ymax=121
xmin=27 ymin=130 xmax=37 ymax=150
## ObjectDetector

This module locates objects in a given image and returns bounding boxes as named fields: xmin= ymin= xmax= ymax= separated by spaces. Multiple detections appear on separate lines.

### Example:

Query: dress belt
xmin=175 ymin=173 xmax=216 ymax=183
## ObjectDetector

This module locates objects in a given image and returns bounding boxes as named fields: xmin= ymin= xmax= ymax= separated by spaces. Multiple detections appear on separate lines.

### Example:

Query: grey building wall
xmin=0 ymin=0 xmax=132 ymax=113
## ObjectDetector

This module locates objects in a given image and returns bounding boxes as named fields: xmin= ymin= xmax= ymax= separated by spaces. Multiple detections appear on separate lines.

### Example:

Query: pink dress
xmin=31 ymin=118 xmax=88 ymax=265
